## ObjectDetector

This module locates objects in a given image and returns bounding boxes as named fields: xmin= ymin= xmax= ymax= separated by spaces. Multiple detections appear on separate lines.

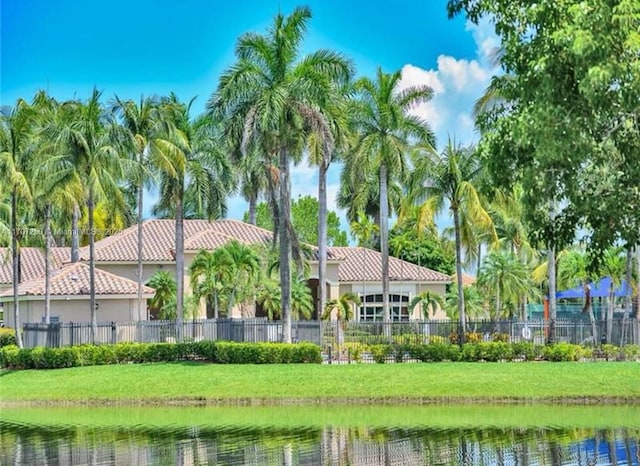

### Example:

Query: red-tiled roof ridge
xmin=328 ymin=246 xmax=451 ymax=282
xmin=0 ymin=261 xmax=155 ymax=297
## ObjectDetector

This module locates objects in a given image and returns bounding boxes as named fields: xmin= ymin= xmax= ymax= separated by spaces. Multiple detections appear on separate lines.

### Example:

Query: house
xmin=0 ymin=262 xmax=154 ymax=327
xmin=0 ymin=219 xmax=451 ymax=326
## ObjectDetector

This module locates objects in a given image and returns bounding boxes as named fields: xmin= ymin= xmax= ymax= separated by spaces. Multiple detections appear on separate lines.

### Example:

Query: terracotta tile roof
xmin=452 ymin=273 xmax=476 ymax=287
xmin=0 ymin=247 xmax=70 ymax=285
xmin=328 ymin=247 xmax=451 ymax=283
xmin=81 ymin=219 xmax=218 ymax=262
xmin=84 ymin=218 xmax=342 ymax=262
xmin=0 ymin=262 xmax=155 ymax=298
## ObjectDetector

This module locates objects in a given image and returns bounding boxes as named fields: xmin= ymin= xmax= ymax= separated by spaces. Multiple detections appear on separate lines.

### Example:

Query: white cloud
xmin=400 ymin=20 xmax=499 ymax=148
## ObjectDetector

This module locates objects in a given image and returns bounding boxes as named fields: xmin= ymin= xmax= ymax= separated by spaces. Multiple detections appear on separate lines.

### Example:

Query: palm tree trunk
xmin=279 ymin=146 xmax=292 ymax=343
xmin=620 ymin=248 xmax=633 ymax=345
xmin=136 ymin=163 xmax=144 ymax=321
xmin=453 ymin=205 xmax=466 ymax=344
xmin=11 ymin=189 xmax=23 ymax=348
xmin=362 ymin=248 xmax=366 ymax=322
xmin=379 ymin=163 xmax=390 ymax=322
xmin=547 ymin=245 xmax=557 ymax=344
xmin=71 ymin=203 xmax=80 ymax=263
xmin=175 ymin=181 xmax=185 ymax=331
xmin=636 ymin=246 xmax=640 ymax=344
xmin=248 ymin=191 xmax=258 ymax=225
xmin=88 ymin=189 xmax=97 ymax=344
xmin=44 ymin=202 xmax=52 ymax=324
xmin=583 ymin=284 xmax=598 ymax=345
xmin=318 ymin=159 xmax=328 ymax=320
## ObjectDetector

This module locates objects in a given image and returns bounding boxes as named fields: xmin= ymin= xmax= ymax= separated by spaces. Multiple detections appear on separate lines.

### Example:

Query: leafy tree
xmin=407 ymin=139 xmax=494 ymax=343
xmin=111 ymin=95 xmax=182 ymax=320
xmin=600 ymin=246 xmax=626 ymax=343
xmin=147 ymin=271 xmax=177 ymax=320
xmin=478 ymin=250 xmax=531 ymax=321
xmin=211 ymin=6 xmax=351 ymax=342
xmin=0 ymin=98 xmax=37 ymax=347
xmin=291 ymin=276 xmax=314 ymax=320
xmin=388 ymin=221 xmax=455 ymax=275
xmin=246 ymin=195 xmax=348 ymax=247
xmin=154 ymin=96 xmax=233 ymax=325
xmin=448 ymin=0 xmax=640 ymax=258
xmin=409 ymin=291 xmax=444 ymax=319
xmin=48 ymin=89 xmax=129 ymax=342
xmin=322 ymin=292 xmax=361 ymax=322
xmin=347 ymin=67 xmax=435 ymax=321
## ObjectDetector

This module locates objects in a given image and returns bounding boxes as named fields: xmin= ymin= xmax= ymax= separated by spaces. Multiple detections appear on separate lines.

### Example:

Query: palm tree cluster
xmin=3 ymin=6 xmax=637 ymax=348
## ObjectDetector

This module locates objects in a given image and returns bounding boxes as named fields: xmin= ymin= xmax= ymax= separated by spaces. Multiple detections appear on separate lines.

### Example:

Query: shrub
xmin=368 ymin=344 xmax=393 ymax=364
xmin=600 ymin=344 xmax=620 ymax=361
xmin=428 ymin=335 xmax=447 ymax=345
xmin=511 ymin=342 xmax=542 ymax=361
xmin=449 ymin=331 xmax=483 ymax=345
xmin=622 ymin=345 xmax=640 ymax=361
xmin=491 ymin=332 xmax=510 ymax=343
xmin=0 ymin=328 xmax=16 ymax=347
xmin=543 ymin=343 xmax=581 ymax=362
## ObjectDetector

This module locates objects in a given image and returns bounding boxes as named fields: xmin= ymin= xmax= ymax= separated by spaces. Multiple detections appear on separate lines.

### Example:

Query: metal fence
xmin=21 ymin=317 xmax=639 ymax=349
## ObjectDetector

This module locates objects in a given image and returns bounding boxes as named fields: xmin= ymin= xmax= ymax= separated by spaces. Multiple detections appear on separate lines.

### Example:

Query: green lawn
xmin=1 ymin=361 xmax=638 ymax=405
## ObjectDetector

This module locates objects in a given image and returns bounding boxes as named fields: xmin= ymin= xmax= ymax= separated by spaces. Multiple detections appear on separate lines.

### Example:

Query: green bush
xmin=543 ymin=343 xmax=582 ymax=361
xmin=449 ymin=331 xmax=483 ymax=345
xmin=511 ymin=342 xmax=542 ymax=361
xmin=491 ymin=332 xmax=510 ymax=343
xmin=622 ymin=344 xmax=640 ymax=361
xmin=0 ymin=328 xmax=16 ymax=347
xmin=368 ymin=344 xmax=393 ymax=364
xmin=600 ymin=344 xmax=620 ymax=361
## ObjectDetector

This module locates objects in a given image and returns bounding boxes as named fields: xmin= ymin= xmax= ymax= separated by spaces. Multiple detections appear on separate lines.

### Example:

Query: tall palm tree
xmin=0 ymin=98 xmax=37 ymax=347
xmin=51 ymin=89 xmax=129 ymax=341
xmin=111 ymin=95 xmax=182 ymax=320
xmin=407 ymin=139 xmax=494 ymax=343
xmin=210 ymin=6 xmax=352 ymax=342
xmin=348 ymin=67 xmax=435 ymax=321
xmin=154 ymin=96 xmax=232 ymax=325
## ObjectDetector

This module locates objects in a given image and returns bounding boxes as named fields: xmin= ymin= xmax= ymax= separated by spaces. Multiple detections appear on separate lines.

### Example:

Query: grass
xmin=1 ymin=361 xmax=639 ymax=405
xmin=1 ymin=405 xmax=639 ymax=429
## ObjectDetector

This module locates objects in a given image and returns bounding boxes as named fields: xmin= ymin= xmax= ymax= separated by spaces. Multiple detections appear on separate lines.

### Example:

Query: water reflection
xmin=1 ymin=410 xmax=638 ymax=465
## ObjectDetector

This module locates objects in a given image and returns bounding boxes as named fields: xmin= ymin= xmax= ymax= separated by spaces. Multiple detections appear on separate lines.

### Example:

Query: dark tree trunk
xmin=620 ymin=248 xmax=633 ymax=346
xmin=248 ymin=190 xmax=258 ymax=226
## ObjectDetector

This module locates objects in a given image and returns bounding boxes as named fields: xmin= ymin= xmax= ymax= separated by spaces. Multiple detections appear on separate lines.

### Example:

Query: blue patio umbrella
xmin=556 ymin=276 xmax=631 ymax=299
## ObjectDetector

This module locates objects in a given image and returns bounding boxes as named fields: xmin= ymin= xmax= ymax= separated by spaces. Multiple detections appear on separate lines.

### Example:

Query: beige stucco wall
xmin=96 ymin=263 xmax=171 ymax=284
xmin=339 ymin=281 xmax=449 ymax=320
xmin=3 ymin=297 xmax=146 ymax=328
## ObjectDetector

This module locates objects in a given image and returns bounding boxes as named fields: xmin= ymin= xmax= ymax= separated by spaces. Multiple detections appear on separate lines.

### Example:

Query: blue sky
xmin=1 ymin=0 xmax=498 ymax=229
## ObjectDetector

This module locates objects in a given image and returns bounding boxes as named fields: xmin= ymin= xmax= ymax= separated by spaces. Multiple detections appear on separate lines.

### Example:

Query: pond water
xmin=1 ymin=405 xmax=638 ymax=465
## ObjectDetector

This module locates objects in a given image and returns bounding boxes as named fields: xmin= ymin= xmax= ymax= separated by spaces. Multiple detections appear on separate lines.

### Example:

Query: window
xmin=359 ymin=294 xmax=409 ymax=322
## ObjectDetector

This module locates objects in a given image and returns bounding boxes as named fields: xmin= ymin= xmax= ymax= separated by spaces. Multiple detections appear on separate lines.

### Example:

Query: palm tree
xmin=291 ymin=277 xmax=314 ymax=320
xmin=217 ymin=240 xmax=261 ymax=316
xmin=350 ymin=211 xmax=379 ymax=320
xmin=409 ymin=291 xmax=444 ymax=319
xmin=478 ymin=250 xmax=531 ymax=322
xmin=444 ymin=284 xmax=484 ymax=321
xmin=407 ymin=139 xmax=494 ymax=343
xmin=154 ymin=96 xmax=232 ymax=326
xmin=600 ymin=246 xmax=626 ymax=343
xmin=0 ymin=98 xmax=37 ymax=347
xmin=111 ymin=95 xmax=182 ymax=320
xmin=557 ymin=248 xmax=598 ymax=344
xmin=322 ymin=292 xmax=361 ymax=321
xmin=147 ymin=270 xmax=177 ymax=320
xmin=348 ymin=67 xmax=435 ymax=321
xmin=210 ymin=6 xmax=352 ymax=342
xmin=189 ymin=249 xmax=231 ymax=319
xmin=51 ymin=89 xmax=129 ymax=341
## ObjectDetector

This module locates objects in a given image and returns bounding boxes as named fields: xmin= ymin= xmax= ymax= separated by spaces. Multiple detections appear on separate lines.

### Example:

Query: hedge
xmin=1 ymin=341 xmax=322 ymax=370
xmin=0 ymin=328 xmax=16 ymax=347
